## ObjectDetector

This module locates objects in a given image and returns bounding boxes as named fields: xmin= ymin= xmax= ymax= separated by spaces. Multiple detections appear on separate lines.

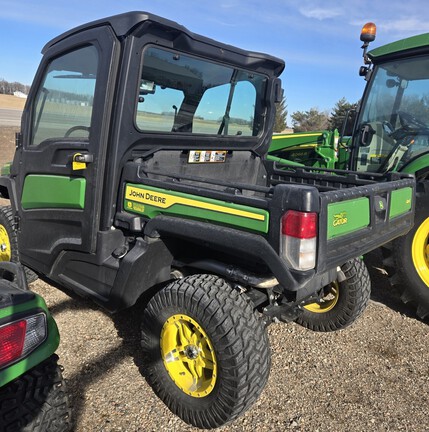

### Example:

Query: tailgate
xmin=317 ymin=177 xmax=415 ymax=271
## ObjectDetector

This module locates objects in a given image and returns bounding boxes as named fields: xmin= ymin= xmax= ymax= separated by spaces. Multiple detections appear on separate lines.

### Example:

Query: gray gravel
xmin=30 ymin=250 xmax=429 ymax=432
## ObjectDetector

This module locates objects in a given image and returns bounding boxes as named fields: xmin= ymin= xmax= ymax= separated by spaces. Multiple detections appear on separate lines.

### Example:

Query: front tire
xmin=0 ymin=205 xmax=38 ymax=283
xmin=296 ymin=258 xmax=371 ymax=332
xmin=141 ymin=274 xmax=270 ymax=429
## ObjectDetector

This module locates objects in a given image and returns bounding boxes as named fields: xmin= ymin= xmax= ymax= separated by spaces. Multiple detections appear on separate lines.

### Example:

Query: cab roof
xmin=42 ymin=11 xmax=285 ymax=77
xmin=369 ymin=32 xmax=429 ymax=62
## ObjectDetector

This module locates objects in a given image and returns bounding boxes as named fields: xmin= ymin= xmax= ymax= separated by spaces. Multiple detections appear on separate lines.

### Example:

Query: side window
xmin=31 ymin=45 xmax=98 ymax=146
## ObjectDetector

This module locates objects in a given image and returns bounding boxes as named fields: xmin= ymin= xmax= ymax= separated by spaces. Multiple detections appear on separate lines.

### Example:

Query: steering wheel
xmin=377 ymin=112 xmax=429 ymax=173
xmin=397 ymin=110 xmax=428 ymax=129
xmin=65 ymin=126 xmax=90 ymax=137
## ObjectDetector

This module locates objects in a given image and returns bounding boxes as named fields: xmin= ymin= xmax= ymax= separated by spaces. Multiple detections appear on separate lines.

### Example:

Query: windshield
xmin=135 ymin=47 xmax=267 ymax=136
xmin=356 ymin=56 xmax=429 ymax=172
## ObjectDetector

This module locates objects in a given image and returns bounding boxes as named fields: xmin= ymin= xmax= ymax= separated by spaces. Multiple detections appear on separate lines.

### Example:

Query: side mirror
xmin=274 ymin=78 xmax=284 ymax=103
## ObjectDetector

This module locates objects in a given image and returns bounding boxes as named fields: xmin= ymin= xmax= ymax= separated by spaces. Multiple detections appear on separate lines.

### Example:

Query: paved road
xmin=0 ymin=108 xmax=22 ymax=126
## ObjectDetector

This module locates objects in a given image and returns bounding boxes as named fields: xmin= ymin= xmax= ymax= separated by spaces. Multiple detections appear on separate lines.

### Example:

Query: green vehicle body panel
xmin=21 ymin=175 xmax=86 ymax=210
xmin=0 ymin=294 xmax=60 ymax=387
xmin=389 ymin=187 xmax=413 ymax=219
xmin=266 ymin=154 xmax=305 ymax=167
xmin=269 ymin=131 xmax=339 ymax=169
xmin=402 ymin=154 xmax=429 ymax=175
xmin=327 ymin=197 xmax=370 ymax=239
xmin=369 ymin=33 xmax=429 ymax=60
xmin=124 ymin=183 xmax=269 ymax=233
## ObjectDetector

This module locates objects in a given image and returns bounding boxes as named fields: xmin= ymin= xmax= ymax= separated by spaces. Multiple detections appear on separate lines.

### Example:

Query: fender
xmin=401 ymin=151 xmax=429 ymax=178
xmin=0 ymin=175 xmax=18 ymax=211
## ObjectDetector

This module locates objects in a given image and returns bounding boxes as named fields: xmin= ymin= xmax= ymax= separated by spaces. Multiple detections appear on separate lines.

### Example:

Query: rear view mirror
xmin=140 ymin=79 xmax=156 ymax=95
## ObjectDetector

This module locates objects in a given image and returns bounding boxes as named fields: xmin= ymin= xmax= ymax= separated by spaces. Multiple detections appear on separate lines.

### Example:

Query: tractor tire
xmin=0 ymin=205 xmax=38 ymax=283
xmin=295 ymin=258 xmax=371 ymax=332
xmin=141 ymin=274 xmax=270 ymax=429
xmin=0 ymin=355 xmax=72 ymax=431
xmin=383 ymin=181 xmax=429 ymax=318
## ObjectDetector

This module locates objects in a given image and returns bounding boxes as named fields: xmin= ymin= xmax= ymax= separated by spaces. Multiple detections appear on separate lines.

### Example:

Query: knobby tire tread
xmin=382 ymin=181 xmax=429 ymax=318
xmin=296 ymin=258 xmax=371 ymax=332
xmin=141 ymin=274 xmax=270 ymax=429
xmin=0 ymin=355 xmax=71 ymax=432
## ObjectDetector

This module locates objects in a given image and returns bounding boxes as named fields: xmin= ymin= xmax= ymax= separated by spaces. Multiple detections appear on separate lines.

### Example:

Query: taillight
xmin=280 ymin=210 xmax=317 ymax=270
xmin=0 ymin=313 xmax=47 ymax=369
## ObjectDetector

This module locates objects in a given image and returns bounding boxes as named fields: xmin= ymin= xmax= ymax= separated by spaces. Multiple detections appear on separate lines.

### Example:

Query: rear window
xmin=135 ymin=46 xmax=267 ymax=136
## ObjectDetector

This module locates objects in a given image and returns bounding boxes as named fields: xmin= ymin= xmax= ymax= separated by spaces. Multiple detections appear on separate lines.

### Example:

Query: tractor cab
xmin=353 ymin=24 xmax=429 ymax=175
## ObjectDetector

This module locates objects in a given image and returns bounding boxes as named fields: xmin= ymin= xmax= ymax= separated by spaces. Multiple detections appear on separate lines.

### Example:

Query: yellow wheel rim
xmin=160 ymin=314 xmax=217 ymax=397
xmin=411 ymin=217 xmax=429 ymax=287
xmin=0 ymin=224 xmax=11 ymax=262
xmin=304 ymin=281 xmax=339 ymax=313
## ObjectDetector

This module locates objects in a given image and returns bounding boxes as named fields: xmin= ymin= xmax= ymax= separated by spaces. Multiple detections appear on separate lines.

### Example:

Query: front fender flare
xmin=0 ymin=176 xmax=18 ymax=210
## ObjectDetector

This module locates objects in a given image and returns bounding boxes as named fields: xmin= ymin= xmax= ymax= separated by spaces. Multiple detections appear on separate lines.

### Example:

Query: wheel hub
xmin=303 ymin=281 xmax=340 ymax=313
xmin=0 ymin=225 xmax=11 ymax=261
xmin=184 ymin=345 xmax=199 ymax=359
xmin=160 ymin=314 xmax=217 ymax=397
xmin=411 ymin=217 xmax=429 ymax=287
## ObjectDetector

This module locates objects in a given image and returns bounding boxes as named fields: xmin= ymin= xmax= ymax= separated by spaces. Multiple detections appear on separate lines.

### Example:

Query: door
xmin=15 ymin=26 xmax=119 ymax=274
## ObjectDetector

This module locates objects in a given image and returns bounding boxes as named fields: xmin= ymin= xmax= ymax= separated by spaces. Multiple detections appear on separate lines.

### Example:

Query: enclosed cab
xmin=0 ymin=12 xmax=416 ymax=428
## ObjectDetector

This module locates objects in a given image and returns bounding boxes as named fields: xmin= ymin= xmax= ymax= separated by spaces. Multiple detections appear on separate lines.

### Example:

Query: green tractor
xmin=269 ymin=22 xmax=429 ymax=318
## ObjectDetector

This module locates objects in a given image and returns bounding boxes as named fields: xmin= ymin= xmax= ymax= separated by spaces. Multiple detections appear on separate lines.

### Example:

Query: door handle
xmin=72 ymin=153 xmax=94 ymax=171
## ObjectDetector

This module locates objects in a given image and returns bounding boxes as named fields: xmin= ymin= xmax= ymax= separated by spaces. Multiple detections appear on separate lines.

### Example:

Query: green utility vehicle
xmin=0 ymin=12 xmax=416 ymax=428
xmin=0 ymin=262 xmax=71 ymax=431
xmin=269 ymin=23 xmax=429 ymax=319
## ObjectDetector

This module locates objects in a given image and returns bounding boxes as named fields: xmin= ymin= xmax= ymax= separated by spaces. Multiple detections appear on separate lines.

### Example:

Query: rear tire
xmin=296 ymin=258 xmax=371 ymax=332
xmin=141 ymin=274 xmax=270 ymax=428
xmin=0 ymin=355 xmax=72 ymax=431
xmin=385 ymin=183 xmax=429 ymax=318
xmin=0 ymin=205 xmax=38 ymax=283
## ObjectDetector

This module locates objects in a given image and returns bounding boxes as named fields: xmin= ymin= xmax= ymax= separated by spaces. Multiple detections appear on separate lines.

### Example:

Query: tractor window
xmin=135 ymin=46 xmax=266 ymax=136
xmin=30 ymin=45 xmax=98 ymax=146
xmin=356 ymin=56 xmax=429 ymax=172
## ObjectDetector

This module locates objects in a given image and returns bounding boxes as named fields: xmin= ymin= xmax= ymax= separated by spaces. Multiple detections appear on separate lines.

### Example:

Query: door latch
xmin=72 ymin=153 xmax=94 ymax=171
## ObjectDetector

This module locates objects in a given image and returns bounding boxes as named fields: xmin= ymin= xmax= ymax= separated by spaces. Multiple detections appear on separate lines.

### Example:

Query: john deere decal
xmin=124 ymin=184 xmax=269 ymax=233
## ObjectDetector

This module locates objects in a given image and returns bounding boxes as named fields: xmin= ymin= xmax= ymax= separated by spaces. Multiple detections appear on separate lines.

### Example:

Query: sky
xmin=1 ymin=0 xmax=429 ymax=122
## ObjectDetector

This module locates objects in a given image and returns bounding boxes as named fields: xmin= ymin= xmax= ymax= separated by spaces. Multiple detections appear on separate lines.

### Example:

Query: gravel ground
xmin=1 ymin=124 xmax=428 ymax=431
xmin=28 ymin=249 xmax=428 ymax=432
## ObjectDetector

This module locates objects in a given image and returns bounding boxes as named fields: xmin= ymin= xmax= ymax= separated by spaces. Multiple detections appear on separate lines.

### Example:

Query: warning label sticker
xmin=188 ymin=150 xmax=227 ymax=164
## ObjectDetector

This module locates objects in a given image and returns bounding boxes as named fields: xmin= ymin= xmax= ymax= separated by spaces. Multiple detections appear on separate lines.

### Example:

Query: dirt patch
xmin=0 ymin=94 xmax=26 ymax=110
xmin=0 ymin=127 xmax=18 ymax=168
xmin=31 ymin=254 xmax=429 ymax=432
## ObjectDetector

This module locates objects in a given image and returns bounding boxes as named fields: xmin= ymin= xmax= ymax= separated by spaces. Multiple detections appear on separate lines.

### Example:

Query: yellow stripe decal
xmin=125 ymin=185 xmax=265 ymax=221
xmin=272 ymin=133 xmax=322 ymax=140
